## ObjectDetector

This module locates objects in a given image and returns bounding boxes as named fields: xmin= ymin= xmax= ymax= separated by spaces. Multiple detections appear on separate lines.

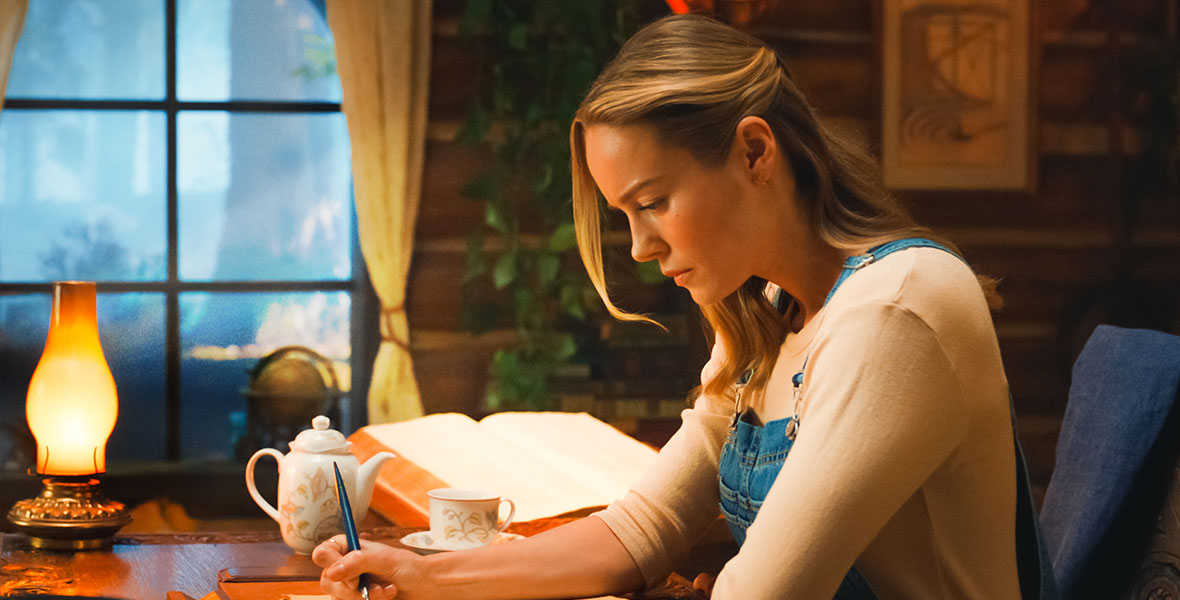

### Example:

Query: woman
xmin=316 ymin=14 xmax=1045 ymax=599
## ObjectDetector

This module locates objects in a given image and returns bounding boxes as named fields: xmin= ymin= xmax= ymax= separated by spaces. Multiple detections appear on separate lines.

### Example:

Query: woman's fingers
xmin=319 ymin=569 xmax=365 ymax=600
xmin=311 ymin=535 xmax=348 ymax=567
xmin=369 ymin=583 xmax=399 ymax=599
xmin=316 ymin=538 xmax=416 ymax=599
xmin=324 ymin=547 xmax=370 ymax=582
xmin=323 ymin=540 xmax=402 ymax=582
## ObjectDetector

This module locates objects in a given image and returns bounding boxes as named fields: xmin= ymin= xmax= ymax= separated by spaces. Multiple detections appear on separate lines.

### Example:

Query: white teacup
xmin=427 ymin=488 xmax=516 ymax=550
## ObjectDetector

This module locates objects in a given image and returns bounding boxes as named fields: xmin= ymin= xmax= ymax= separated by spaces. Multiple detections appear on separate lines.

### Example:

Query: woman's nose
xmin=630 ymin=221 xmax=663 ymax=263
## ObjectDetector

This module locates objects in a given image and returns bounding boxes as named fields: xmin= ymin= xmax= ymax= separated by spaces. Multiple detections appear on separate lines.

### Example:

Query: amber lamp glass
xmin=6 ymin=282 xmax=131 ymax=550
xmin=28 ymin=281 xmax=118 ymax=474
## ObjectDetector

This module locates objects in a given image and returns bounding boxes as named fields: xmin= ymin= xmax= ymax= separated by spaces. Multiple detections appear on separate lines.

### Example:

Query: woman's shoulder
xmin=823 ymin=246 xmax=991 ymax=335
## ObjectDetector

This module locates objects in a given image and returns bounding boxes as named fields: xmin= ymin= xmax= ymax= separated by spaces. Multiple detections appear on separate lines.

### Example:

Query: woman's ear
xmin=734 ymin=116 xmax=778 ymax=185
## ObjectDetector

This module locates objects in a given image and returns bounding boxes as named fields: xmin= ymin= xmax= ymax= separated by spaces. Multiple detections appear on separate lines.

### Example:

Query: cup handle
xmin=245 ymin=448 xmax=285 ymax=523
xmin=496 ymin=498 xmax=516 ymax=533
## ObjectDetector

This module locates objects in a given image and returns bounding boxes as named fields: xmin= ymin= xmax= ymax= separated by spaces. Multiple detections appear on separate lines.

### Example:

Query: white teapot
xmin=246 ymin=415 xmax=394 ymax=554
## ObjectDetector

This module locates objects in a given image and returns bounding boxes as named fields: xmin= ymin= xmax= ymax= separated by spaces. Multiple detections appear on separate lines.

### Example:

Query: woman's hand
xmin=312 ymin=535 xmax=432 ymax=600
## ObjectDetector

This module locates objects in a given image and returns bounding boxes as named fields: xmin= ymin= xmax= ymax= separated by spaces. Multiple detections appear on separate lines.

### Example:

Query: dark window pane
xmin=0 ymin=110 xmax=166 ymax=282
xmin=101 ymin=293 xmax=167 ymax=462
xmin=0 ymin=292 xmax=165 ymax=466
xmin=0 ymin=294 xmax=45 ymax=472
xmin=180 ymin=291 xmax=350 ymax=460
xmin=178 ymin=112 xmax=352 ymax=281
xmin=8 ymin=0 xmax=164 ymax=100
xmin=177 ymin=0 xmax=341 ymax=102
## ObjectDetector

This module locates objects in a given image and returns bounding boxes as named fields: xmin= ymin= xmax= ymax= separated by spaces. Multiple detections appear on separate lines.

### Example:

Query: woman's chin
xmin=687 ymin=287 xmax=723 ymax=306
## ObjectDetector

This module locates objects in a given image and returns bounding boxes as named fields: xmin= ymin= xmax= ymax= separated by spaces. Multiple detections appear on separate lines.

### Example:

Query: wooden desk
xmin=0 ymin=529 xmax=324 ymax=598
xmin=0 ymin=527 xmax=706 ymax=599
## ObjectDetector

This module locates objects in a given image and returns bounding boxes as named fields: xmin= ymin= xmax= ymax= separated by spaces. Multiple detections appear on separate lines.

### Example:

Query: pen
xmin=333 ymin=462 xmax=371 ymax=600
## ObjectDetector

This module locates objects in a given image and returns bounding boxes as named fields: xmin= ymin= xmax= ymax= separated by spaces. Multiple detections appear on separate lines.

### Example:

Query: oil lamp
xmin=6 ymin=281 xmax=131 ymax=549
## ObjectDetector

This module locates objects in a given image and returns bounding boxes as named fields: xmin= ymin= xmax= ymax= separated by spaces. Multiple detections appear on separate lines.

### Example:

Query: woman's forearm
xmin=425 ymin=515 xmax=646 ymax=599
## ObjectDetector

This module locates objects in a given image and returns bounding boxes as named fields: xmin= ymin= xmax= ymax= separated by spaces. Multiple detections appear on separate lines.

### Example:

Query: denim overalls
xmin=716 ymin=238 xmax=1058 ymax=600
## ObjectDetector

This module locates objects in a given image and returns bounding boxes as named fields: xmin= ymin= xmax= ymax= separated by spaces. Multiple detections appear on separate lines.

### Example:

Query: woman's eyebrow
xmin=618 ymin=176 xmax=664 ymax=206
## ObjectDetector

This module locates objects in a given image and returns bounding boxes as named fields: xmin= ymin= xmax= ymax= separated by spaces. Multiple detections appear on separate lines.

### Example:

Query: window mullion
xmin=165 ymin=0 xmax=181 ymax=462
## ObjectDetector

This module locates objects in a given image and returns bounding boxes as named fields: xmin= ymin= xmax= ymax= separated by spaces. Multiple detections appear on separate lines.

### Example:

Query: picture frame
xmin=881 ymin=0 xmax=1035 ymax=191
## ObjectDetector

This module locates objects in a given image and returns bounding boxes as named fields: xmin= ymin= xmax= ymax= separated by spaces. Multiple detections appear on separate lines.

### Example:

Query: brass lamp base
xmin=6 ymin=476 xmax=132 ymax=550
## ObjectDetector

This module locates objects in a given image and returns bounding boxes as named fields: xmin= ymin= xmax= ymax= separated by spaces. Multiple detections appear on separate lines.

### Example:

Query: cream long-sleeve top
xmin=594 ymin=247 xmax=1021 ymax=599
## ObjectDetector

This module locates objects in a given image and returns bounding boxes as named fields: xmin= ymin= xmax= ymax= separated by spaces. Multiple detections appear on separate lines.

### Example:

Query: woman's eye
xmin=637 ymin=198 xmax=664 ymax=212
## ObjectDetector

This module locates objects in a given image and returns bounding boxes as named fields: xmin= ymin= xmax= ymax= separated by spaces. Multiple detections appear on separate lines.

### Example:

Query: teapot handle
xmin=245 ymin=448 xmax=285 ymax=523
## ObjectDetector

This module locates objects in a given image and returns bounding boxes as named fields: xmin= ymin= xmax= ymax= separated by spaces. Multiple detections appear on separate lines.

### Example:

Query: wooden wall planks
xmin=407 ymin=0 xmax=1180 ymax=493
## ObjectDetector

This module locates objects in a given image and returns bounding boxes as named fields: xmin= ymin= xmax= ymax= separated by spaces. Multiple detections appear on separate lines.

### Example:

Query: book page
xmin=477 ymin=412 xmax=659 ymax=509
xmin=361 ymin=413 xmax=616 ymax=521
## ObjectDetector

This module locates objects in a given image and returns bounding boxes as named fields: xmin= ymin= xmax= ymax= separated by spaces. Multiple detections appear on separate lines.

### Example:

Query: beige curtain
xmin=327 ymin=1 xmax=431 ymax=423
xmin=0 ymin=0 xmax=28 ymax=114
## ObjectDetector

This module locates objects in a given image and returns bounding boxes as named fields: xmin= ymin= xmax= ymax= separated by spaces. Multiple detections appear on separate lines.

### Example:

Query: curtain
xmin=0 ymin=0 xmax=28 ymax=114
xmin=327 ymin=1 xmax=432 ymax=423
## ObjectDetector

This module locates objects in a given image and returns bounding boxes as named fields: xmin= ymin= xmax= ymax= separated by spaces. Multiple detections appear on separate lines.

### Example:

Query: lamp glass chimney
xmin=25 ymin=281 xmax=118 ymax=476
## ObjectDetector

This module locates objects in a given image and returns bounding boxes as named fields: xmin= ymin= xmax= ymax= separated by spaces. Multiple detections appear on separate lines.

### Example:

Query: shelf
xmin=1042 ymin=30 xmax=1179 ymax=49
xmin=757 ymin=27 xmax=873 ymax=46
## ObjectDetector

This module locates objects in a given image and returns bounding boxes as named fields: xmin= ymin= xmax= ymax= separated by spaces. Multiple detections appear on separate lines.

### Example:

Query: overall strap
xmin=788 ymin=238 xmax=966 ymax=434
xmin=824 ymin=237 xmax=966 ymax=307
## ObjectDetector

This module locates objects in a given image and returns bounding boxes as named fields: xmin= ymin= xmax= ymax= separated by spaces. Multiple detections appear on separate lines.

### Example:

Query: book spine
xmin=348 ymin=429 xmax=449 ymax=528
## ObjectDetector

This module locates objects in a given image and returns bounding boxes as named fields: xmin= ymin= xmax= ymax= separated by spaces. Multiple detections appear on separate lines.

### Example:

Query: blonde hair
xmin=570 ymin=14 xmax=1000 ymax=401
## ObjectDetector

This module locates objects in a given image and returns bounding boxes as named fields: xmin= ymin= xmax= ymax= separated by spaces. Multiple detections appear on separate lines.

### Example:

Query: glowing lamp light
xmin=665 ymin=0 xmax=697 ymax=13
xmin=26 ymin=281 xmax=119 ymax=476
xmin=663 ymin=0 xmax=780 ymax=29
xmin=6 ymin=281 xmax=131 ymax=550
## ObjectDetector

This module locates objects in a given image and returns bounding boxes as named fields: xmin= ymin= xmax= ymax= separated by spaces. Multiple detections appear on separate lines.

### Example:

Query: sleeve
xmin=709 ymin=301 xmax=969 ymax=599
xmin=593 ymin=335 xmax=734 ymax=586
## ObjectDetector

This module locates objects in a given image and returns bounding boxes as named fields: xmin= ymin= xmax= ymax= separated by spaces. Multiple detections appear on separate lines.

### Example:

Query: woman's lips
xmin=666 ymin=269 xmax=690 ymax=286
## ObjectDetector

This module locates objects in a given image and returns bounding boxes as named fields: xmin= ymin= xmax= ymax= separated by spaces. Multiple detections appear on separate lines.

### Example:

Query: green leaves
xmin=547 ymin=222 xmax=577 ymax=252
xmin=458 ymin=0 xmax=641 ymax=411
xmin=456 ymin=104 xmax=490 ymax=146
xmin=560 ymin=283 xmax=587 ymax=320
xmin=484 ymin=202 xmax=511 ymax=234
xmin=459 ymin=0 xmax=494 ymax=36
xmin=508 ymin=23 xmax=529 ymax=50
xmin=486 ymin=331 xmax=578 ymax=410
xmin=493 ymin=250 xmax=517 ymax=289
xmin=635 ymin=260 xmax=666 ymax=285
xmin=537 ymin=253 xmax=560 ymax=287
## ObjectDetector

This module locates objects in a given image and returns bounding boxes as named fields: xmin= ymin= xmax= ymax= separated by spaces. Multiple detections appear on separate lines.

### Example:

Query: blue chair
xmin=1039 ymin=325 xmax=1180 ymax=599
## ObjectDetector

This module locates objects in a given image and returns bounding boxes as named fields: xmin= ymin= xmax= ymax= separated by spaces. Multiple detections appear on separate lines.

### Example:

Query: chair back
xmin=1040 ymin=325 xmax=1180 ymax=599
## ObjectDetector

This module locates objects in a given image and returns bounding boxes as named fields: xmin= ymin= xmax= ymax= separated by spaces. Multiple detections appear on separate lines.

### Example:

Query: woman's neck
xmin=762 ymin=232 xmax=851 ymax=330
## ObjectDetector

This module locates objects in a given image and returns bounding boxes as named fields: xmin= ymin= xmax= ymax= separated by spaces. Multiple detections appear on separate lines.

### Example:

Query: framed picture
xmin=881 ymin=0 xmax=1035 ymax=191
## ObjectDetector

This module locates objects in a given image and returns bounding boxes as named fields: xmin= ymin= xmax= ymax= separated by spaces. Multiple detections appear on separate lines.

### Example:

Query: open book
xmin=348 ymin=411 xmax=661 ymax=526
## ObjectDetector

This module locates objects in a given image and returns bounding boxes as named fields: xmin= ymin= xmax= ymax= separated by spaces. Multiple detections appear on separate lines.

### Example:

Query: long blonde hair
xmin=570 ymin=14 xmax=999 ymax=401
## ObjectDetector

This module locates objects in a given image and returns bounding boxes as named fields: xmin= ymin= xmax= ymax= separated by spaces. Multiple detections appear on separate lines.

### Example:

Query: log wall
xmin=409 ymin=0 xmax=1180 ymax=496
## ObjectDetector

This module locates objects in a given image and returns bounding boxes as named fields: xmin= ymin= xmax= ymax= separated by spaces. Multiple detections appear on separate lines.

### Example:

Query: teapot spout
xmin=353 ymin=451 xmax=395 ymax=519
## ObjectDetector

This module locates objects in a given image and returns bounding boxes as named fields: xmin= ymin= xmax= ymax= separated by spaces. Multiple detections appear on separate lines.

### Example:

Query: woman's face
xmin=583 ymin=123 xmax=764 ymax=306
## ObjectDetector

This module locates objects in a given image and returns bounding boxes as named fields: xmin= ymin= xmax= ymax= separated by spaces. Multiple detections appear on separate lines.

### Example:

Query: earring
xmin=756 ymin=175 xmax=769 ymax=186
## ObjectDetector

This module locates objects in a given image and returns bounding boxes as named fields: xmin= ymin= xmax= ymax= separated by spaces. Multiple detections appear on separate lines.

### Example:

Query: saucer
xmin=399 ymin=531 xmax=525 ymax=554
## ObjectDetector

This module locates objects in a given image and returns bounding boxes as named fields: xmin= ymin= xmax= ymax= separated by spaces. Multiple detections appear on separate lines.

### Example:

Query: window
xmin=0 ymin=0 xmax=369 ymax=463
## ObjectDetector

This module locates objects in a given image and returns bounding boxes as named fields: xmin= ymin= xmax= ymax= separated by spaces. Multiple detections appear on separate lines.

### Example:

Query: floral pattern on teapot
xmin=280 ymin=465 xmax=343 ymax=546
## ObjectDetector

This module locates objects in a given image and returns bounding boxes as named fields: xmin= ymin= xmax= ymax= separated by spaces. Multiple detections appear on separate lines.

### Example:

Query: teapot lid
xmin=289 ymin=415 xmax=351 ymax=454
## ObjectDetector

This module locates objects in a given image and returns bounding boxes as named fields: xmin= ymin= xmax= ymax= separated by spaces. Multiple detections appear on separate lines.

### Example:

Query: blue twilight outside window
xmin=0 ymin=0 xmax=360 ymax=463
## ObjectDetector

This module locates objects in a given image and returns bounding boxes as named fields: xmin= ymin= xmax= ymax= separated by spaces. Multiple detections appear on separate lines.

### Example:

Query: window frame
xmin=0 ymin=0 xmax=376 ymax=460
